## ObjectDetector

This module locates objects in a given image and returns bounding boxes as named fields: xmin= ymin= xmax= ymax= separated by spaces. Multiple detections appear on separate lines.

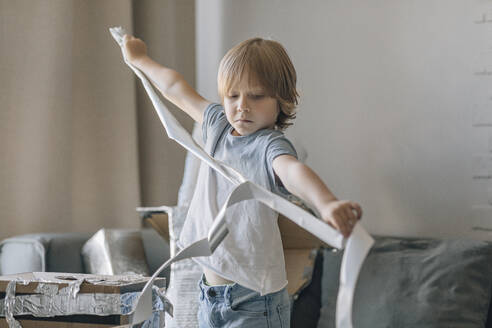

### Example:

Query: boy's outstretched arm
xmin=122 ymin=34 xmax=210 ymax=124
xmin=272 ymin=154 xmax=362 ymax=237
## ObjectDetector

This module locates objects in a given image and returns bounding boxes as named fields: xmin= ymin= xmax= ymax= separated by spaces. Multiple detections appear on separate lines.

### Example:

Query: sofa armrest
xmin=0 ymin=233 xmax=91 ymax=275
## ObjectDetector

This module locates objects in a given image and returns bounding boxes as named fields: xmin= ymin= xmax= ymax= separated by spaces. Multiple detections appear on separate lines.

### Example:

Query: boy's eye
xmin=227 ymin=94 xmax=264 ymax=99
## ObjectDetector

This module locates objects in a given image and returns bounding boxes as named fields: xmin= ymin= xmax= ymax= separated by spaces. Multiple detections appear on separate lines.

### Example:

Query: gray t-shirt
xmin=178 ymin=103 xmax=298 ymax=294
xmin=202 ymin=103 xmax=298 ymax=196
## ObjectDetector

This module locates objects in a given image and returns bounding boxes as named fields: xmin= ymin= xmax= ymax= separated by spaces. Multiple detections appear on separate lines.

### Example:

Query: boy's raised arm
xmin=272 ymin=154 xmax=362 ymax=237
xmin=122 ymin=34 xmax=210 ymax=124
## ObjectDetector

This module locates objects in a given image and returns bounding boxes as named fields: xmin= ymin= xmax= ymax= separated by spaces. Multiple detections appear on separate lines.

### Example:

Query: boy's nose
xmin=238 ymin=97 xmax=250 ymax=112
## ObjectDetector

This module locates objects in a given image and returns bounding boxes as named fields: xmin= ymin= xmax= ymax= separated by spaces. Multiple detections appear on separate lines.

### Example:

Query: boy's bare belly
xmin=203 ymin=267 xmax=235 ymax=285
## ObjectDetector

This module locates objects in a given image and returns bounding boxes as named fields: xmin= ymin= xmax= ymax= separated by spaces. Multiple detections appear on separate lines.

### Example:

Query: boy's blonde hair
xmin=217 ymin=38 xmax=299 ymax=131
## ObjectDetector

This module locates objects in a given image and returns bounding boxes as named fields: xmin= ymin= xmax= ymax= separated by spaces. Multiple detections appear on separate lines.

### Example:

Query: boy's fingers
xmin=336 ymin=214 xmax=351 ymax=237
xmin=344 ymin=208 xmax=356 ymax=224
xmin=338 ymin=209 xmax=357 ymax=237
xmin=327 ymin=216 xmax=344 ymax=236
xmin=123 ymin=34 xmax=135 ymax=43
xmin=324 ymin=212 xmax=352 ymax=237
xmin=351 ymin=202 xmax=363 ymax=220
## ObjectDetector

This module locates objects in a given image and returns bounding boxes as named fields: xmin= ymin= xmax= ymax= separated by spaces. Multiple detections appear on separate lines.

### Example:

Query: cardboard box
xmin=142 ymin=213 xmax=169 ymax=243
xmin=278 ymin=214 xmax=325 ymax=295
xmin=0 ymin=272 xmax=165 ymax=328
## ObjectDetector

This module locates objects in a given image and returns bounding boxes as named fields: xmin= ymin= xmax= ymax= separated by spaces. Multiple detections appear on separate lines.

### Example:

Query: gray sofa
xmin=2 ymin=230 xmax=492 ymax=328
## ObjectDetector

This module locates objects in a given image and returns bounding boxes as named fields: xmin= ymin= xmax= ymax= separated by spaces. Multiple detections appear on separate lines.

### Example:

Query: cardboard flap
xmin=284 ymin=248 xmax=317 ymax=295
xmin=140 ymin=208 xmax=328 ymax=249
xmin=279 ymin=214 xmax=328 ymax=249
xmin=143 ymin=213 xmax=169 ymax=242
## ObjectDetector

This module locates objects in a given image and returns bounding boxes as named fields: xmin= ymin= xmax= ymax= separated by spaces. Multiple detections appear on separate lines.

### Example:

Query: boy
xmin=123 ymin=35 xmax=362 ymax=328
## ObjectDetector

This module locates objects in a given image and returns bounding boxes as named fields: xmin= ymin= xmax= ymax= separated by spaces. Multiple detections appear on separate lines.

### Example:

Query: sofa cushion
xmin=0 ymin=233 xmax=90 ymax=274
xmin=317 ymin=237 xmax=492 ymax=328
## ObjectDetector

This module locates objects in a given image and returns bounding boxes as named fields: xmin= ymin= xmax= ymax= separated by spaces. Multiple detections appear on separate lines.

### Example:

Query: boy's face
xmin=223 ymin=72 xmax=279 ymax=136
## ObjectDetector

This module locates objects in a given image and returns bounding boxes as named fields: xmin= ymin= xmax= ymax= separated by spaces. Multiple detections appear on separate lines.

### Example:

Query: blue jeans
xmin=120 ymin=286 xmax=166 ymax=328
xmin=197 ymin=274 xmax=290 ymax=328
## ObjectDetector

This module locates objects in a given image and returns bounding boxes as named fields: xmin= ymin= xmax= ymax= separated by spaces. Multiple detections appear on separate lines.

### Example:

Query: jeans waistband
xmin=198 ymin=274 xmax=261 ymax=307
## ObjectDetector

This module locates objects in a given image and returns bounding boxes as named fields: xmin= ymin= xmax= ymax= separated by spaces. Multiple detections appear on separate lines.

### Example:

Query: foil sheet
xmin=81 ymin=228 xmax=150 ymax=276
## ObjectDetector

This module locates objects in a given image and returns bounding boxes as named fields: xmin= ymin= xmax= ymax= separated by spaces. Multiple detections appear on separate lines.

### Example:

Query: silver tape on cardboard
xmin=1 ymin=274 xmax=170 ymax=327
xmin=4 ymin=280 xmax=25 ymax=328
xmin=1 ymin=292 xmax=123 ymax=317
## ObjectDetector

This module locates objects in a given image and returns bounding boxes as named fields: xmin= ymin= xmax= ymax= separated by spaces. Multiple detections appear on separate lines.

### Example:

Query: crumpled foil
xmin=81 ymin=228 xmax=150 ymax=276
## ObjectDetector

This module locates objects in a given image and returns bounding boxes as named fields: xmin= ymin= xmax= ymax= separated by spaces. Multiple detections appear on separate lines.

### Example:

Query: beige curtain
xmin=0 ymin=0 xmax=195 ymax=240
xmin=133 ymin=0 xmax=195 ymax=207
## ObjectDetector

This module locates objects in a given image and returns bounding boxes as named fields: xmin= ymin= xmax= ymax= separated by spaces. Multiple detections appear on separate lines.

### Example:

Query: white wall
xmin=196 ymin=0 xmax=492 ymax=240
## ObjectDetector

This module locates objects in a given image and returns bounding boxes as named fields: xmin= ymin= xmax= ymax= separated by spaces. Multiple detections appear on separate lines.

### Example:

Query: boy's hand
xmin=319 ymin=200 xmax=362 ymax=238
xmin=122 ymin=34 xmax=148 ymax=65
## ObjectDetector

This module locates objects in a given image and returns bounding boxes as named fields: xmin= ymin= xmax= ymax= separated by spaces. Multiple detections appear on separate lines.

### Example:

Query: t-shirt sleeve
xmin=202 ymin=103 xmax=225 ymax=144
xmin=265 ymin=135 xmax=298 ymax=195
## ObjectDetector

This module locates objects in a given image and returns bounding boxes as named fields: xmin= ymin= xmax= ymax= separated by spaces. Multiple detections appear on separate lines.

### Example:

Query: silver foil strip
xmin=33 ymin=283 xmax=58 ymax=297
xmin=32 ymin=278 xmax=85 ymax=299
xmin=82 ymin=275 xmax=147 ymax=286
xmin=47 ymin=274 xmax=148 ymax=286
xmin=5 ymin=280 xmax=21 ymax=328
xmin=67 ymin=278 xmax=84 ymax=298
xmin=0 ymin=292 xmax=122 ymax=317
